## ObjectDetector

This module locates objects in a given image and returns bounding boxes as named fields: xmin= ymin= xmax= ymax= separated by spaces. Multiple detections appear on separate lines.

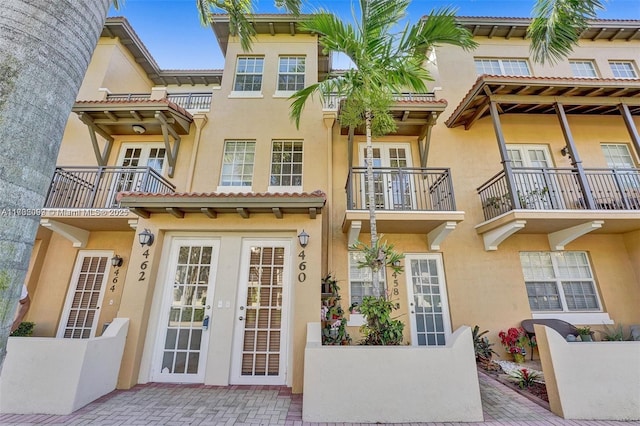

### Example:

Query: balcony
xmin=343 ymin=167 xmax=464 ymax=249
xmin=476 ymin=167 xmax=640 ymax=250
xmin=106 ymin=92 xmax=212 ymax=111
xmin=40 ymin=167 xmax=175 ymax=236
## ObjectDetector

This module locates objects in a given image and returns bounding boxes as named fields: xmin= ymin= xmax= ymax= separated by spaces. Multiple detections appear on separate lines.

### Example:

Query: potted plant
xmin=577 ymin=326 xmax=593 ymax=342
xmin=498 ymin=327 xmax=529 ymax=363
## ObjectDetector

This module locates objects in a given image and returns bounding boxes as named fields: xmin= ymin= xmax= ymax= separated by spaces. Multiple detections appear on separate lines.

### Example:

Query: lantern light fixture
xmin=138 ymin=228 xmax=155 ymax=247
xmin=111 ymin=254 xmax=123 ymax=267
xmin=297 ymin=230 xmax=309 ymax=248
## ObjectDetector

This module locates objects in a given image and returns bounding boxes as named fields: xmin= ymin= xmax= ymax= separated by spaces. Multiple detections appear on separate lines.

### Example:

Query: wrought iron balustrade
xmin=323 ymin=92 xmax=436 ymax=110
xmin=166 ymin=93 xmax=212 ymax=110
xmin=478 ymin=167 xmax=640 ymax=220
xmin=45 ymin=166 xmax=175 ymax=209
xmin=106 ymin=93 xmax=151 ymax=101
xmin=346 ymin=167 xmax=456 ymax=211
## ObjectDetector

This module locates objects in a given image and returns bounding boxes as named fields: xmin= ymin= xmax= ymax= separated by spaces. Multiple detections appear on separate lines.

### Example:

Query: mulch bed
xmin=477 ymin=358 xmax=549 ymax=408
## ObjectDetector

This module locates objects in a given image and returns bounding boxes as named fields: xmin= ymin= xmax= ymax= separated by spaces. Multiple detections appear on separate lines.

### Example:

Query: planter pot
xmin=580 ymin=334 xmax=592 ymax=342
xmin=513 ymin=353 xmax=526 ymax=363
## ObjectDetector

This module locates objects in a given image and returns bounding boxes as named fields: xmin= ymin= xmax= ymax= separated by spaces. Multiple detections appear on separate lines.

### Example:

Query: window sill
xmin=531 ymin=312 xmax=613 ymax=325
xmin=216 ymin=186 xmax=253 ymax=193
xmin=273 ymin=91 xmax=296 ymax=98
xmin=267 ymin=186 xmax=303 ymax=193
xmin=228 ymin=92 xmax=263 ymax=99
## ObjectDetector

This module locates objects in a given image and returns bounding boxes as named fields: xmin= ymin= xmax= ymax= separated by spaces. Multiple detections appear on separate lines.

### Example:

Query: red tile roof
xmin=117 ymin=190 xmax=326 ymax=202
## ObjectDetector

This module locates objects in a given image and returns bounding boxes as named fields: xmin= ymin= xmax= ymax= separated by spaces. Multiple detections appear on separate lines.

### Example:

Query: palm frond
xmin=402 ymin=7 xmax=477 ymax=55
xmin=289 ymin=83 xmax=321 ymax=128
xmin=274 ymin=0 xmax=302 ymax=15
xmin=528 ymin=0 xmax=604 ymax=64
xmin=298 ymin=12 xmax=360 ymax=61
xmin=195 ymin=0 xmax=256 ymax=51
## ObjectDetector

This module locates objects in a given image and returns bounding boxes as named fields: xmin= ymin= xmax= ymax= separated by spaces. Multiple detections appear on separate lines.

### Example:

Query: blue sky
xmin=108 ymin=0 xmax=640 ymax=70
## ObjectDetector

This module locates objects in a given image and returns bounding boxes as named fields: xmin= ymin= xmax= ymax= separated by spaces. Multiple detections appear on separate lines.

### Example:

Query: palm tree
xmin=528 ymin=0 xmax=605 ymax=64
xmin=289 ymin=0 xmax=476 ymax=295
xmin=0 ymin=0 xmax=115 ymax=372
xmin=196 ymin=0 xmax=302 ymax=51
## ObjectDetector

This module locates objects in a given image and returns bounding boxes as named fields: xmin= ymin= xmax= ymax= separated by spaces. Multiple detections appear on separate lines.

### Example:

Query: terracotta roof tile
xmin=117 ymin=190 xmax=326 ymax=202
xmin=74 ymin=98 xmax=193 ymax=119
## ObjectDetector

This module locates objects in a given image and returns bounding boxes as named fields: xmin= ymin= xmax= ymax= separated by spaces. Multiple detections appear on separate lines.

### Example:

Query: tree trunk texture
xmin=0 ymin=0 xmax=111 ymax=372
xmin=364 ymin=109 xmax=382 ymax=296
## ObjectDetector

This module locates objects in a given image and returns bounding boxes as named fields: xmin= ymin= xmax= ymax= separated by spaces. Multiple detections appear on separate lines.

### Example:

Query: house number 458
xmin=297 ymin=250 xmax=307 ymax=283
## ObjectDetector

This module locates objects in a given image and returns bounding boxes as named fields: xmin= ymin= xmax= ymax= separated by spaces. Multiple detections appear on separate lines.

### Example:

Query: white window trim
xmin=232 ymin=56 xmax=265 ymax=94
xmin=521 ymin=251 xmax=605 ymax=315
xmin=474 ymin=58 xmax=531 ymax=76
xmin=569 ymin=60 xmax=599 ymax=78
xmin=532 ymin=312 xmax=613 ymax=325
xmin=229 ymin=91 xmax=264 ymax=99
xmin=269 ymin=140 xmax=303 ymax=192
xmin=609 ymin=60 xmax=638 ymax=79
xmin=219 ymin=140 xmax=255 ymax=190
xmin=277 ymin=56 xmax=305 ymax=93
xmin=267 ymin=185 xmax=303 ymax=193
xmin=346 ymin=251 xmax=385 ymax=326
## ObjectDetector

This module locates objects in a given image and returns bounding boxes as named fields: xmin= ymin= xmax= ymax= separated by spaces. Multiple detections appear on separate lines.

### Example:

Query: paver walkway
xmin=1 ymin=372 xmax=638 ymax=425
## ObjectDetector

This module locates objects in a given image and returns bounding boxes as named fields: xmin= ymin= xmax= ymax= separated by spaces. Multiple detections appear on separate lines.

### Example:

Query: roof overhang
xmin=210 ymin=14 xmax=330 ymax=80
xmin=118 ymin=190 xmax=326 ymax=220
xmin=103 ymin=17 xmax=222 ymax=86
xmin=446 ymin=75 xmax=640 ymax=129
xmin=72 ymin=99 xmax=193 ymax=176
xmin=453 ymin=17 xmax=640 ymax=42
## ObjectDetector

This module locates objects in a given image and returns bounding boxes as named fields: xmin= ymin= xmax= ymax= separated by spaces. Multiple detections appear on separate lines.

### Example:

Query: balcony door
xmin=107 ymin=144 xmax=166 ymax=207
xmin=359 ymin=143 xmax=414 ymax=210
xmin=507 ymin=144 xmax=562 ymax=209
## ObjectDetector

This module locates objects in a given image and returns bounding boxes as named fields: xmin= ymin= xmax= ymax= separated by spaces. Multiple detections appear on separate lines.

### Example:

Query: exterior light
xmin=561 ymin=146 xmax=569 ymax=157
xmin=132 ymin=125 xmax=146 ymax=134
xmin=297 ymin=230 xmax=309 ymax=248
xmin=138 ymin=228 xmax=154 ymax=247
xmin=111 ymin=254 xmax=123 ymax=267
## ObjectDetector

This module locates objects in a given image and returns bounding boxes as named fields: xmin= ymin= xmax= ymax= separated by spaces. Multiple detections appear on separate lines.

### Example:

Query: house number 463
xmin=297 ymin=250 xmax=307 ymax=283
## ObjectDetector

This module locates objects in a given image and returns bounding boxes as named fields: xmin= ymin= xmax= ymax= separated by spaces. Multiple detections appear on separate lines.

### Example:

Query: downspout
xmin=489 ymin=101 xmax=521 ymax=209
xmin=323 ymin=112 xmax=336 ymax=273
xmin=554 ymin=103 xmax=594 ymax=209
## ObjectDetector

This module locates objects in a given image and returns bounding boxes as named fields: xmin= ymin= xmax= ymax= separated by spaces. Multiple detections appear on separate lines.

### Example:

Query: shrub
xmin=10 ymin=322 xmax=35 ymax=337
xmin=358 ymin=295 xmax=404 ymax=345
xmin=509 ymin=368 xmax=541 ymax=389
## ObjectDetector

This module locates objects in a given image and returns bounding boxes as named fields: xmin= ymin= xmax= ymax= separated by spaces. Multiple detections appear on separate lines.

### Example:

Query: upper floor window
xmin=601 ymin=143 xmax=636 ymax=169
xmin=220 ymin=140 xmax=255 ymax=188
xmin=270 ymin=140 xmax=303 ymax=189
xmin=278 ymin=56 xmax=305 ymax=92
xmin=234 ymin=57 xmax=264 ymax=92
xmin=570 ymin=60 xmax=598 ymax=78
xmin=520 ymin=251 xmax=601 ymax=313
xmin=609 ymin=61 xmax=637 ymax=78
xmin=475 ymin=58 xmax=530 ymax=76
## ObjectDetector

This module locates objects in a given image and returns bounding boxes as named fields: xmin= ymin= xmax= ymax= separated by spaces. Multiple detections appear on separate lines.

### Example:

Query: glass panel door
xmin=405 ymin=254 xmax=452 ymax=346
xmin=231 ymin=241 xmax=290 ymax=385
xmin=507 ymin=144 xmax=561 ymax=208
xmin=153 ymin=238 xmax=218 ymax=383
xmin=359 ymin=143 xmax=413 ymax=210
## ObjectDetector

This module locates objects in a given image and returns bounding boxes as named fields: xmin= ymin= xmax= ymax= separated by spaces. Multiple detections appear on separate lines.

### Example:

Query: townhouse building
xmin=13 ymin=14 xmax=640 ymax=400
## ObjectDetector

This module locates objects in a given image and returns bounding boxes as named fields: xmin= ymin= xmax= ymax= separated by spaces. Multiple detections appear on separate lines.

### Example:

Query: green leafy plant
xmin=358 ymin=295 xmax=404 ymax=345
xmin=599 ymin=323 xmax=626 ymax=341
xmin=472 ymin=325 xmax=498 ymax=361
xmin=10 ymin=321 xmax=34 ymax=337
xmin=509 ymin=368 xmax=541 ymax=389
xmin=320 ymin=274 xmax=350 ymax=345
xmin=349 ymin=237 xmax=404 ymax=275
xmin=576 ymin=326 xmax=591 ymax=336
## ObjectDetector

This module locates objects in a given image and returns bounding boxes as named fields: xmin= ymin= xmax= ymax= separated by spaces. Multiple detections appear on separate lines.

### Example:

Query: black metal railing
xmin=346 ymin=167 xmax=456 ymax=211
xmin=478 ymin=167 xmax=640 ymax=220
xmin=106 ymin=92 xmax=212 ymax=110
xmin=45 ymin=166 xmax=175 ymax=209
xmin=166 ymin=93 xmax=212 ymax=110
xmin=323 ymin=92 xmax=436 ymax=109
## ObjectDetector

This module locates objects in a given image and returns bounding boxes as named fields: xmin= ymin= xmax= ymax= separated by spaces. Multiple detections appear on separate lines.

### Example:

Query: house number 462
xmin=138 ymin=249 xmax=150 ymax=282
xmin=297 ymin=250 xmax=307 ymax=283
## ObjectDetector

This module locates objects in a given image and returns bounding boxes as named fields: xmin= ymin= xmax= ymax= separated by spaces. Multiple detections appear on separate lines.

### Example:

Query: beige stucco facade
xmin=16 ymin=15 xmax=640 ymax=399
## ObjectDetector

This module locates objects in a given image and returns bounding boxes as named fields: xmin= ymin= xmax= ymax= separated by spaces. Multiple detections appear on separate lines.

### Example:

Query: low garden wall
xmin=303 ymin=323 xmax=483 ymax=423
xmin=0 ymin=318 xmax=129 ymax=415
xmin=535 ymin=324 xmax=640 ymax=421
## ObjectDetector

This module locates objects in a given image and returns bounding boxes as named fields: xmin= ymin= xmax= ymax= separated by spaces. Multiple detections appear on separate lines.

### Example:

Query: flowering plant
xmin=509 ymin=368 xmax=541 ymax=389
xmin=498 ymin=327 xmax=530 ymax=355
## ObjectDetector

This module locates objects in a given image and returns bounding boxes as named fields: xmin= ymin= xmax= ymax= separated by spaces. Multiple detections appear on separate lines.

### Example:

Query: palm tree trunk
xmin=364 ymin=109 xmax=383 ymax=297
xmin=0 ymin=0 xmax=111 ymax=372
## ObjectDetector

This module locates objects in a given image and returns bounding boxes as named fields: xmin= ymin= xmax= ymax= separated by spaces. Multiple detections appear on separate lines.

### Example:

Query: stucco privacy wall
xmin=0 ymin=318 xmax=129 ymax=415
xmin=535 ymin=324 xmax=640 ymax=421
xmin=303 ymin=324 xmax=483 ymax=423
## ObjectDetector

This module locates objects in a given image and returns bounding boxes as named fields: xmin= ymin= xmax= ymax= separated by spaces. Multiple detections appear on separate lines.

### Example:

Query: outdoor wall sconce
xmin=138 ymin=228 xmax=155 ymax=247
xmin=111 ymin=254 xmax=123 ymax=267
xmin=560 ymin=146 xmax=569 ymax=157
xmin=132 ymin=125 xmax=146 ymax=134
xmin=297 ymin=230 xmax=309 ymax=248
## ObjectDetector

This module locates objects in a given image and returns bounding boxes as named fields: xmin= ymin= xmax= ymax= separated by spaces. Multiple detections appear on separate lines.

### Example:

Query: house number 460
xmin=297 ymin=250 xmax=307 ymax=282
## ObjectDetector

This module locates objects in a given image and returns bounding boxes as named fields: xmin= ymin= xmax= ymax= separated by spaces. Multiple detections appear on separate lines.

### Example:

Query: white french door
xmin=405 ymin=254 xmax=452 ymax=346
xmin=152 ymin=238 xmax=219 ymax=383
xmin=57 ymin=251 xmax=110 ymax=338
xmin=108 ymin=144 xmax=166 ymax=206
xmin=507 ymin=144 xmax=561 ymax=208
xmin=230 ymin=240 xmax=291 ymax=385
xmin=359 ymin=143 xmax=414 ymax=210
